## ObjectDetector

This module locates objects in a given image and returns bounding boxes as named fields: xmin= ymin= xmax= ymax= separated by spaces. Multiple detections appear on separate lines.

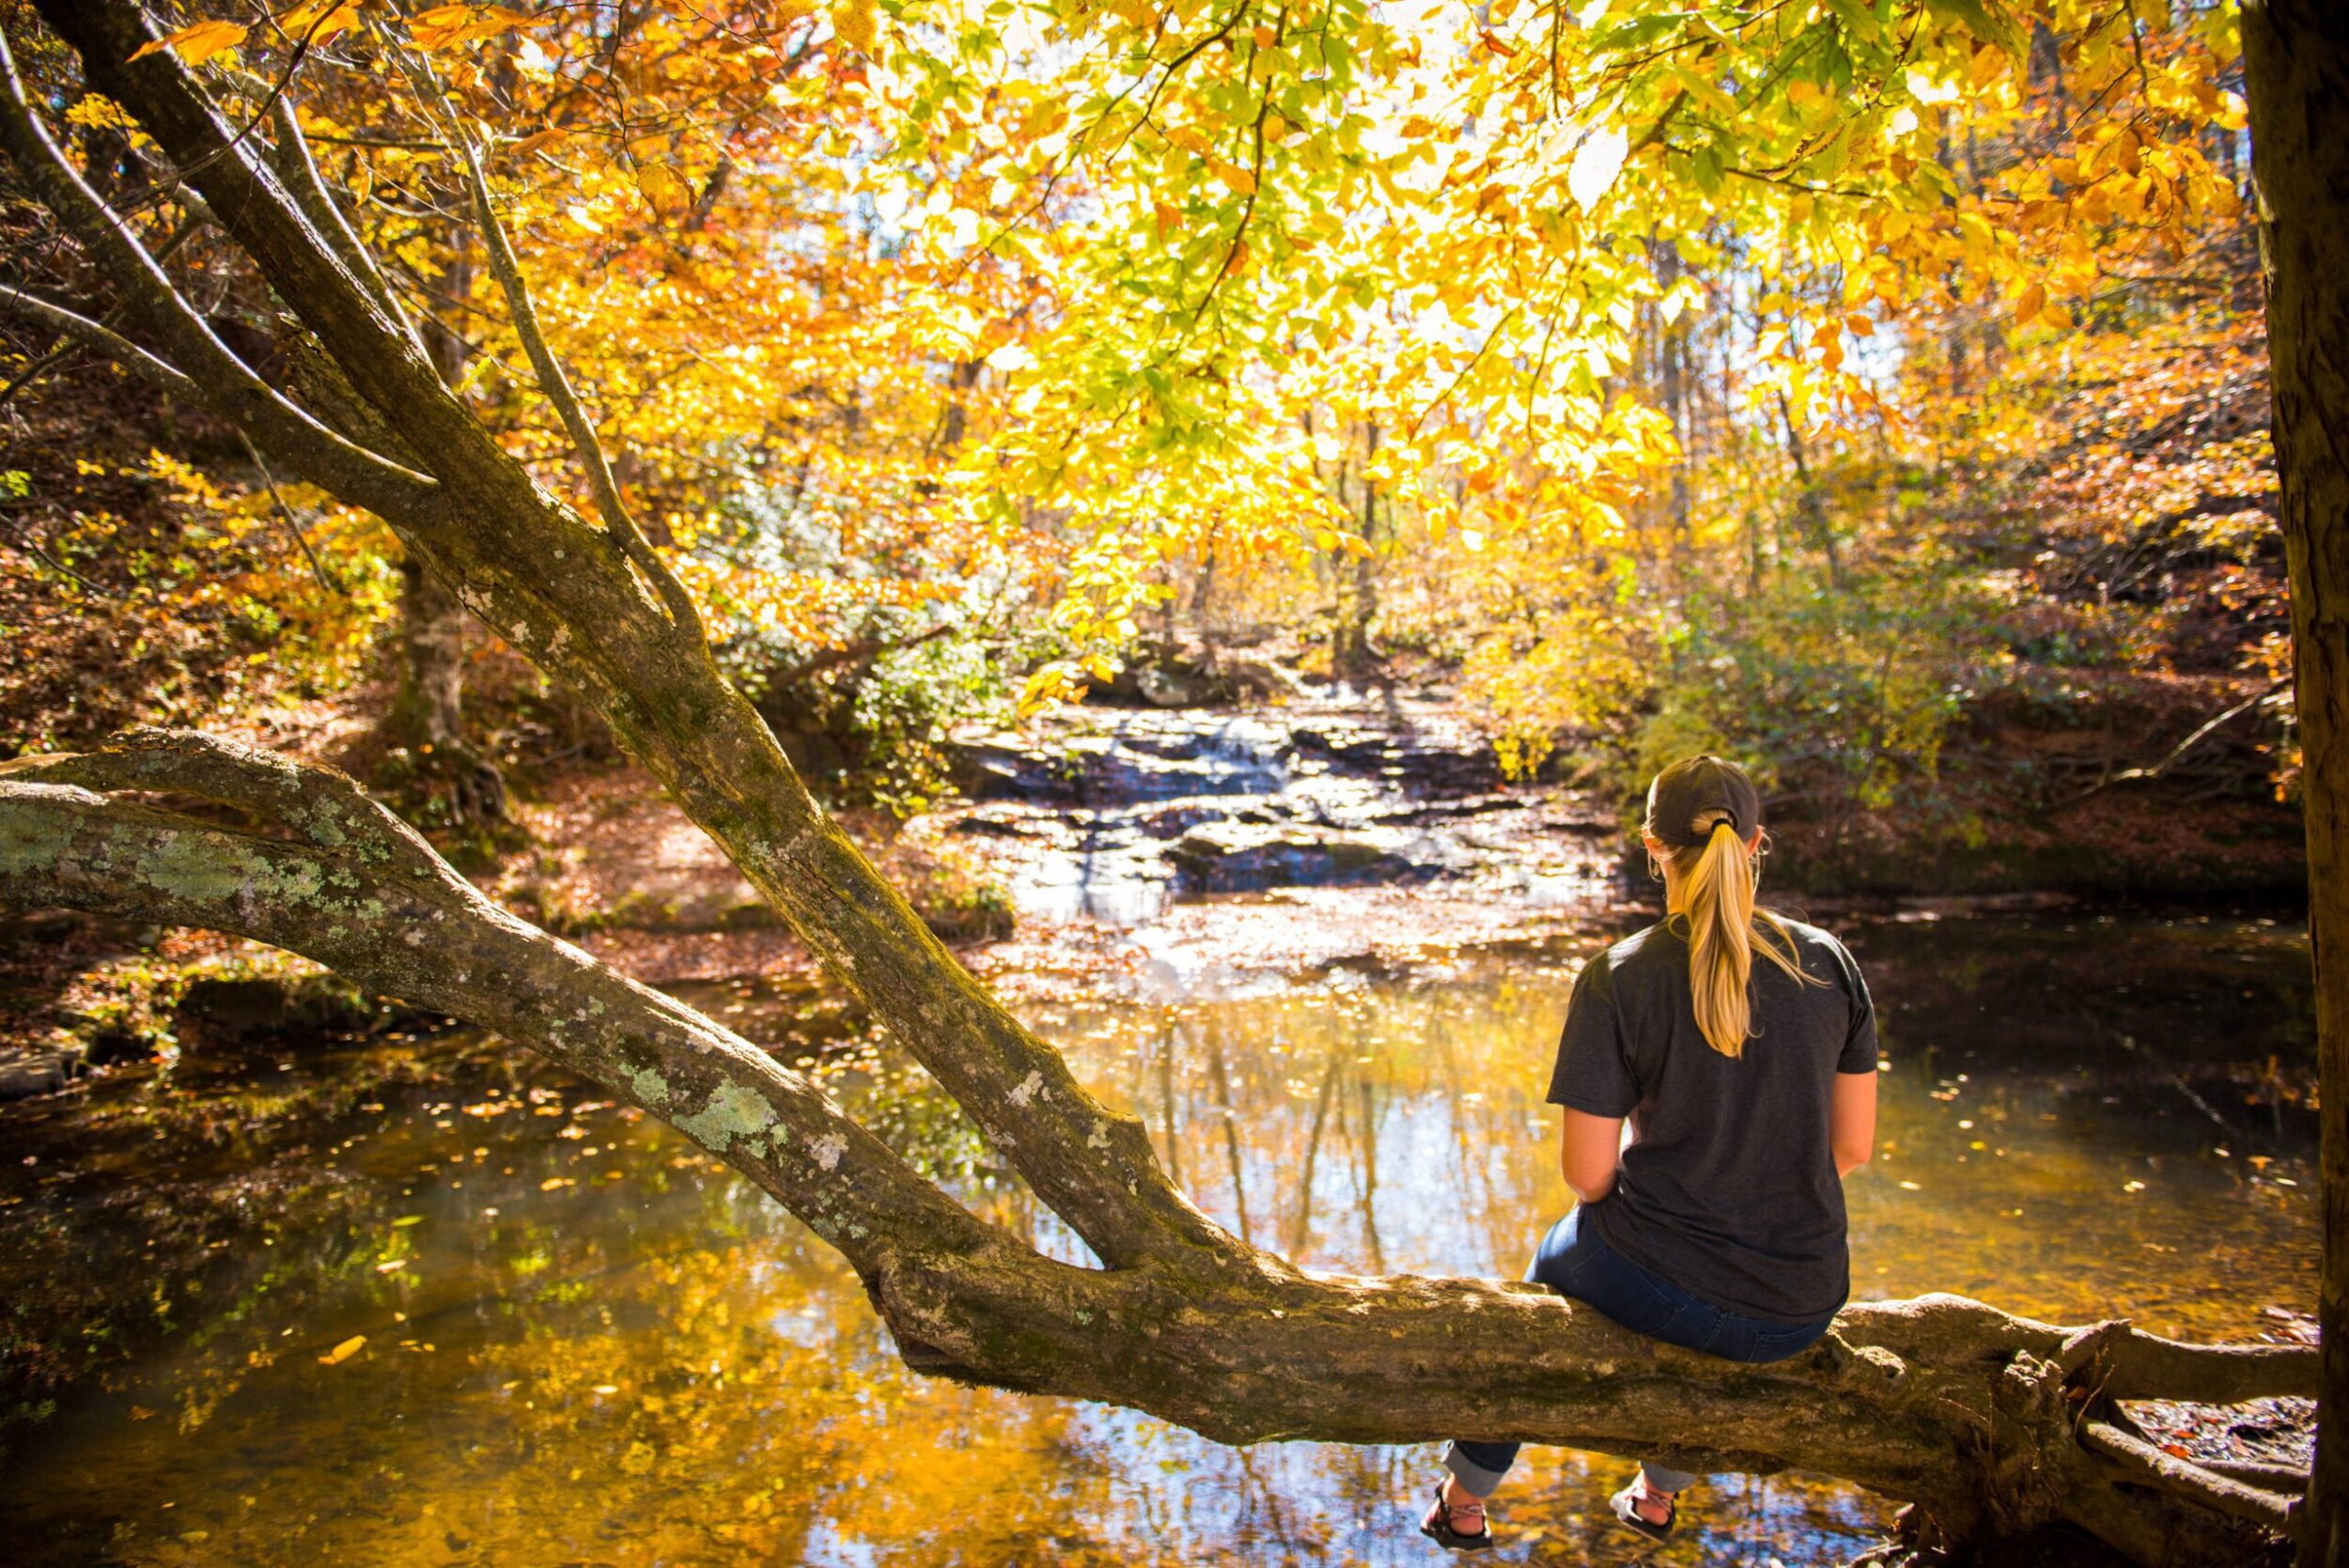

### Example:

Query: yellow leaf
xmin=409 ymin=5 xmax=542 ymax=51
xmin=2015 ymin=282 xmax=2046 ymax=323
xmin=1207 ymin=156 xmax=1257 ymax=195
xmin=277 ymin=1 xmax=364 ymax=46
xmin=1013 ymin=662 xmax=1082 ymax=718
xmin=636 ymin=163 xmax=687 ymax=211
xmin=832 ymin=0 xmax=877 ymax=54
xmin=130 ymin=20 xmax=249 ymax=65
xmin=318 ymin=1335 xmax=366 ymax=1365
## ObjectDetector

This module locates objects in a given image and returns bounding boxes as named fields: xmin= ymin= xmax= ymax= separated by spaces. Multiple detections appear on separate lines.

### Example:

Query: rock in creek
xmin=940 ymin=698 xmax=1616 ymax=923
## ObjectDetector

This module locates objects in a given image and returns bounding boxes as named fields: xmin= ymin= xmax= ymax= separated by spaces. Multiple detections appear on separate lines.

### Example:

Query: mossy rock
xmin=174 ymin=972 xmax=383 ymax=1049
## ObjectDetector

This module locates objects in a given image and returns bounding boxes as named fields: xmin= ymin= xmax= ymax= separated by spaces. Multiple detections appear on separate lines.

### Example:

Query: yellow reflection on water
xmin=0 ymin=916 xmax=2315 ymax=1564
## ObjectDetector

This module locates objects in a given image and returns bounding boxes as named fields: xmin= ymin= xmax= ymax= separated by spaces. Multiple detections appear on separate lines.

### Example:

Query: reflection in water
xmin=0 ymin=914 xmax=2316 ymax=1564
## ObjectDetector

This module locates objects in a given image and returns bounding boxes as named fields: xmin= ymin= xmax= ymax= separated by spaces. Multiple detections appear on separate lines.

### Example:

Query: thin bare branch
xmin=386 ymin=34 xmax=705 ymax=641
xmin=238 ymin=430 xmax=339 ymax=593
xmin=0 ymin=287 xmax=198 ymax=399
xmin=265 ymin=95 xmax=422 ymax=349
xmin=0 ymin=28 xmax=439 ymax=518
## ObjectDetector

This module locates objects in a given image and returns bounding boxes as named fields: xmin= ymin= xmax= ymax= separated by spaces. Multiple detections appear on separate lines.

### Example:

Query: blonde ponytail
xmin=1672 ymin=810 xmax=1813 ymax=1058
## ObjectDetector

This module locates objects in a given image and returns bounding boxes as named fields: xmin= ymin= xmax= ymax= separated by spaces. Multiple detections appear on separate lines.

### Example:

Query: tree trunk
xmin=0 ymin=7 xmax=2319 ymax=1561
xmin=381 ymin=248 xmax=504 ymax=828
xmin=2241 ymin=7 xmax=2349 ymax=1562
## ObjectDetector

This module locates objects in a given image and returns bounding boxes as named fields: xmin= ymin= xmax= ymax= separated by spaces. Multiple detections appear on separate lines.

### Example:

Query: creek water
xmin=0 ymin=907 xmax=2316 ymax=1566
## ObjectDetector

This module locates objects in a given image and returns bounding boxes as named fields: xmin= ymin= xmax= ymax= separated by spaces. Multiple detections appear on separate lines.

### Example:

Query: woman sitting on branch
xmin=1423 ymin=754 xmax=1882 ymax=1550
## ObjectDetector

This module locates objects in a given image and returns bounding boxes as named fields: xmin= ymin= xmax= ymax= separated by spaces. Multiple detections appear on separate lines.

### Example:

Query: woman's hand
xmin=1560 ymin=1108 xmax=1626 ymax=1203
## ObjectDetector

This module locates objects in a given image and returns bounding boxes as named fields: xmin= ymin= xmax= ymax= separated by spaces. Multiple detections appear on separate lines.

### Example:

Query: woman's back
xmin=1547 ymin=917 xmax=1877 ymax=1323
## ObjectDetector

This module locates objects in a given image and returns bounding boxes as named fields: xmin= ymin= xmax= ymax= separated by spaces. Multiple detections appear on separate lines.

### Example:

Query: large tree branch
xmin=0 ymin=731 xmax=2308 ymax=1567
xmin=0 ymin=28 xmax=435 ymax=519
xmin=34 ymin=0 xmax=489 ymax=494
xmin=263 ymin=94 xmax=421 ymax=350
xmin=0 ymin=732 xmax=999 ymax=1282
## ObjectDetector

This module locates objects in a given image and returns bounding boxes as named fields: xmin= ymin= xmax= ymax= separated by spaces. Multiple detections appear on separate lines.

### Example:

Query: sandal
xmin=1419 ymin=1482 xmax=1495 ymax=1551
xmin=1609 ymin=1481 xmax=1675 ymax=1543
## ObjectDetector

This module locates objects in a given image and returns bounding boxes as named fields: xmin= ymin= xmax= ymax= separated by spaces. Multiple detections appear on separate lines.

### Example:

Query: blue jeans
xmin=1442 ymin=1207 xmax=1838 ymax=1498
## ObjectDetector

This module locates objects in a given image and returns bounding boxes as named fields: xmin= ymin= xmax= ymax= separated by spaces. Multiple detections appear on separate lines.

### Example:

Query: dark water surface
xmin=0 ymin=912 xmax=2316 ymax=1565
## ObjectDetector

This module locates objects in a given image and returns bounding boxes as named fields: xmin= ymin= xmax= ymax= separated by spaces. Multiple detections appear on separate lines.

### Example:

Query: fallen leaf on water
xmin=319 ymin=1335 xmax=366 ymax=1366
xmin=376 ymin=1259 xmax=408 ymax=1273
xmin=540 ymin=1177 xmax=574 ymax=1190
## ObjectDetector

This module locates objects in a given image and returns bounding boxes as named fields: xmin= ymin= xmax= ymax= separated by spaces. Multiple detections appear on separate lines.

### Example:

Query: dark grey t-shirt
xmin=1547 ymin=916 xmax=1878 ymax=1323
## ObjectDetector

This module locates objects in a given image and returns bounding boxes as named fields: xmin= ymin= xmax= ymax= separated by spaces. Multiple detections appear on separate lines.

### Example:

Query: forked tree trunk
xmin=2241 ymin=6 xmax=2349 ymax=1562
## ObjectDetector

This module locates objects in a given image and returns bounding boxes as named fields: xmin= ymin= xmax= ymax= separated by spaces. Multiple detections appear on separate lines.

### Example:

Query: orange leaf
xmin=277 ymin=1 xmax=364 ymax=46
xmin=2015 ymin=282 xmax=2046 ymax=323
xmin=130 ymin=20 xmax=250 ymax=65
xmin=318 ymin=1334 xmax=366 ymax=1366
xmin=832 ymin=0 xmax=877 ymax=54
xmin=408 ymin=5 xmax=543 ymax=51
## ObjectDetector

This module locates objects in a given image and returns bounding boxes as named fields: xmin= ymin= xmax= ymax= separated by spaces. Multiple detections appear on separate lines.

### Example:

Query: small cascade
xmin=942 ymin=697 xmax=1618 ymax=925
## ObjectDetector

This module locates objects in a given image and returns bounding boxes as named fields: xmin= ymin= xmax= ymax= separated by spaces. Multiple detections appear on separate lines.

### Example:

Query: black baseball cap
xmin=1645 ymin=754 xmax=1762 ymax=849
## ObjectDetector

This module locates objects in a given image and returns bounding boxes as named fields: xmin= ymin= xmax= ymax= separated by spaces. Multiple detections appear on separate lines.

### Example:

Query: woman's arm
xmin=1831 ymin=1069 xmax=1878 ymax=1176
xmin=1560 ymin=1108 xmax=1627 ymax=1203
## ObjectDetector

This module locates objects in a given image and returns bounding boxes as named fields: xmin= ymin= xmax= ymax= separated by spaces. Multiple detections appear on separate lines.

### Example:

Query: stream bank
xmin=0 ymin=684 xmax=2310 ymax=1105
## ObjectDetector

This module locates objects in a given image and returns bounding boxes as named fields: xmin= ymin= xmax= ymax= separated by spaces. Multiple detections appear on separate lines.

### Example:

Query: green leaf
xmin=1922 ymin=0 xmax=2021 ymax=48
